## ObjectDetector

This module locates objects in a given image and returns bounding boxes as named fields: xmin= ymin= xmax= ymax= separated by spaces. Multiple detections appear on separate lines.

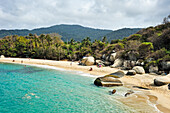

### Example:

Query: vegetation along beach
xmin=0 ymin=0 xmax=170 ymax=113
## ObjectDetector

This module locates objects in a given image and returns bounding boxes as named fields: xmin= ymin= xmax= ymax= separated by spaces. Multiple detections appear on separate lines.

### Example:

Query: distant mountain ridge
xmin=0 ymin=24 xmax=141 ymax=42
xmin=105 ymin=28 xmax=142 ymax=41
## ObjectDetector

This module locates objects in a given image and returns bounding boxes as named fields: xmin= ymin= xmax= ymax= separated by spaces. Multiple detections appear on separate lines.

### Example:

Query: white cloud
xmin=0 ymin=0 xmax=169 ymax=30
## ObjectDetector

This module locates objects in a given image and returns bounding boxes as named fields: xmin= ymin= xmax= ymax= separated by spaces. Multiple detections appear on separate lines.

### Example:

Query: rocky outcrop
xmin=109 ymin=53 xmax=116 ymax=62
xmin=81 ymin=56 xmax=95 ymax=66
xmin=94 ymin=77 xmax=123 ymax=87
xmin=96 ymin=60 xmax=104 ymax=64
xmin=154 ymin=76 xmax=170 ymax=86
xmin=110 ymin=59 xmax=123 ymax=68
xmin=149 ymin=65 xmax=158 ymax=73
xmin=104 ymin=61 xmax=112 ymax=66
xmin=127 ymin=51 xmax=138 ymax=61
xmin=161 ymin=61 xmax=170 ymax=71
xmin=123 ymin=60 xmax=131 ymax=68
xmin=104 ymin=71 xmax=125 ymax=78
xmin=0 ymin=55 xmax=5 ymax=58
xmin=105 ymin=56 xmax=109 ymax=61
xmin=102 ymin=54 xmax=106 ymax=60
xmin=136 ymin=59 xmax=144 ymax=66
xmin=132 ymin=66 xmax=145 ymax=74
xmin=126 ymin=70 xmax=136 ymax=76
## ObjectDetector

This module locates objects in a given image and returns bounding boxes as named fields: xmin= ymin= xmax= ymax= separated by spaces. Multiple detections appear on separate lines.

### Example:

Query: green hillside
xmin=0 ymin=24 xmax=141 ymax=42
xmin=105 ymin=28 xmax=141 ymax=41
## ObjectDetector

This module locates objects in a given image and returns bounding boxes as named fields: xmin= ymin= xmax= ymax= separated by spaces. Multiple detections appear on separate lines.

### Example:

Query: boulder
xmin=161 ymin=61 xmax=170 ymax=71
xmin=96 ymin=60 xmax=104 ymax=64
xmin=105 ymin=56 xmax=109 ymax=61
xmin=136 ymin=59 xmax=144 ymax=66
xmin=102 ymin=54 xmax=106 ymax=60
xmin=127 ymin=51 xmax=138 ymax=61
xmin=123 ymin=60 xmax=131 ymax=68
xmin=131 ymin=61 xmax=136 ymax=67
xmin=149 ymin=65 xmax=158 ymax=73
xmin=81 ymin=56 xmax=95 ymax=66
xmin=110 ymin=59 xmax=123 ymax=68
xmin=0 ymin=55 xmax=5 ymax=58
xmin=154 ymin=76 xmax=170 ymax=86
xmin=103 ymin=61 xmax=112 ymax=66
xmin=104 ymin=71 xmax=125 ymax=78
xmin=109 ymin=53 xmax=116 ymax=62
xmin=132 ymin=66 xmax=145 ymax=74
xmin=126 ymin=70 xmax=136 ymax=76
xmin=94 ymin=77 xmax=123 ymax=87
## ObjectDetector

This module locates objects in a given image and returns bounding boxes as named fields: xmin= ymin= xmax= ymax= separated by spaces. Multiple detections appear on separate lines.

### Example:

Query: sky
xmin=0 ymin=0 xmax=169 ymax=30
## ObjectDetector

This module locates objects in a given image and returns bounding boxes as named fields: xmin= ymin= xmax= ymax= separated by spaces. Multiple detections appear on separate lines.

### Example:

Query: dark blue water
xmin=0 ymin=63 xmax=137 ymax=113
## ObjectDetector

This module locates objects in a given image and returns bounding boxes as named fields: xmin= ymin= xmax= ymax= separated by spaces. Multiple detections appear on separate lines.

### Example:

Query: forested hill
xmin=0 ymin=24 xmax=141 ymax=42
xmin=105 ymin=28 xmax=141 ymax=41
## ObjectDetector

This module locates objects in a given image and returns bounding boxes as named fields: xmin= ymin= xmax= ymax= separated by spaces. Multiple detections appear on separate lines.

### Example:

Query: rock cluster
xmin=94 ymin=71 xmax=124 ymax=87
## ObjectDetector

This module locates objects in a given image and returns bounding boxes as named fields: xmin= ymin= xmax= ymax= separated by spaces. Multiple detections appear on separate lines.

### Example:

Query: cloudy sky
xmin=0 ymin=0 xmax=169 ymax=30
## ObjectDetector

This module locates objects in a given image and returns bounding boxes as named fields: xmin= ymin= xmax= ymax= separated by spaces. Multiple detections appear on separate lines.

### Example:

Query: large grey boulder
xmin=110 ymin=59 xmax=124 ymax=68
xmin=132 ymin=66 xmax=145 ymax=74
xmin=109 ymin=53 xmax=116 ymax=62
xmin=94 ymin=77 xmax=123 ymax=87
xmin=126 ymin=70 xmax=136 ymax=76
xmin=154 ymin=76 xmax=170 ymax=86
xmin=81 ymin=56 xmax=95 ymax=66
xmin=149 ymin=65 xmax=158 ymax=73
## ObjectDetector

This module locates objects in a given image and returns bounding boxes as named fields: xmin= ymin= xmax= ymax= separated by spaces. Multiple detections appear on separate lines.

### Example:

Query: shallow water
xmin=0 ymin=63 xmax=153 ymax=113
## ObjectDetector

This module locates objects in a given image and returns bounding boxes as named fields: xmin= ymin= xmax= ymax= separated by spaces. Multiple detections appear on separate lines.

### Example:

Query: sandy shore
xmin=0 ymin=58 xmax=170 ymax=113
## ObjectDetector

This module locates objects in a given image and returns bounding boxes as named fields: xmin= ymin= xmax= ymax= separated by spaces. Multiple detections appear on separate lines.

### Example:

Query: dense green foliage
xmin=0 ymin=24 xmax=141 ymax=42
xmin=107 ymin=28 xmax=141 ymax=41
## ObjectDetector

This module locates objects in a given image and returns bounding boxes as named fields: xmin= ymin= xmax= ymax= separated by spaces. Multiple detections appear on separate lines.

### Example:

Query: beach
xmin=0 ymin=58 xmax=170 ymax=113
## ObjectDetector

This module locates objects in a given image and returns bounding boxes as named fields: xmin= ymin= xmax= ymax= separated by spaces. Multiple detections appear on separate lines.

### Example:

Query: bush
xmin=148 ymin=48 xmax=167 ymax=60
xmin=127 ymin=34 xmax=142 ymax=41
xmin=138 ymin=42 xmax=153 ymax=57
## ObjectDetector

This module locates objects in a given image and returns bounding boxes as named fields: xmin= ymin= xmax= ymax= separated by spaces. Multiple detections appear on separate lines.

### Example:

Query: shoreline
xmin=0 ymin=58 xmax=170 ymax=113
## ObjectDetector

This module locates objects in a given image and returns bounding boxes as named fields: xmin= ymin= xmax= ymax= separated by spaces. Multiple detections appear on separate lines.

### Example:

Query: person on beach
xmin=12 ymin=60 xmax=15 ymax=62
xmin=89 ymin=67 xmax=93 ymax=71
xmin=21 ymin=60 xmax=23 ymax=63
xmin=112 ymin=89 xmax=116 ymax=94
xmin=109 ymin=89 xmax=116 ymax=95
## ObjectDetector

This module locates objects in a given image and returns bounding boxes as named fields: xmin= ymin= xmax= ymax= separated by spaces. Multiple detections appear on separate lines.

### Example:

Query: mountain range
xmin=0 ymin=24 xmax=141 ymax=42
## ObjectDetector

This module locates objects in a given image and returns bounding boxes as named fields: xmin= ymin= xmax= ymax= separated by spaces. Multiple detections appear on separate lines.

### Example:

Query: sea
xmin=0 ymin=62 xmax=159 ymax=113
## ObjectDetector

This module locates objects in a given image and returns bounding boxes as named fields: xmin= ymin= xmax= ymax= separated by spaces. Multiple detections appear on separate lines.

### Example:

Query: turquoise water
xmin=0 ymin=63 xmax=136 ymax=113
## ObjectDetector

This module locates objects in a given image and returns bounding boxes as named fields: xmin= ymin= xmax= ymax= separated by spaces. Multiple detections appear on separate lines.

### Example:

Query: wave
xmin=23 ymin=63 xmax=100 ymax=78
